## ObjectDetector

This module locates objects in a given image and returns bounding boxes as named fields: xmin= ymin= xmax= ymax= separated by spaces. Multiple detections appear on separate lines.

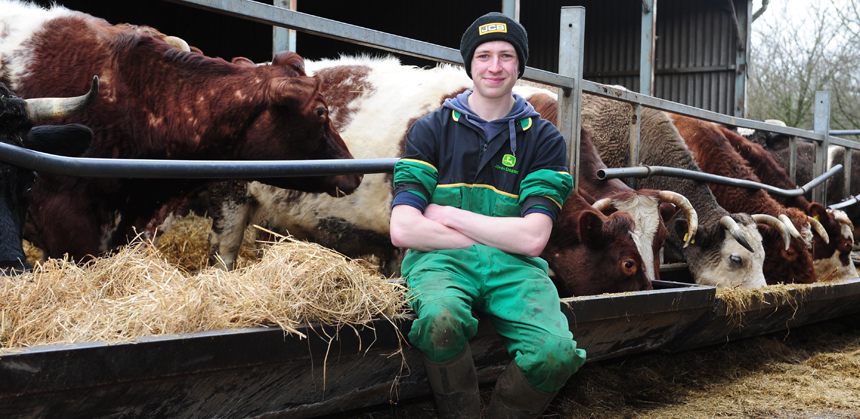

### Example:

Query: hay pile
xmin=1 ymin=214 xmax=407 ymax=352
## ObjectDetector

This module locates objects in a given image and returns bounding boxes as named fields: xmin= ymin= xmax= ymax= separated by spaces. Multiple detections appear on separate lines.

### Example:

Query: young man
xmin=389 ymin=12 xmax=586 ymax=419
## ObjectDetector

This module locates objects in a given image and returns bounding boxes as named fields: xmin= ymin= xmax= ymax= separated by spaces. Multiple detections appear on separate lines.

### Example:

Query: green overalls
xmin=392 ymin=94 xmax=586 ymax=393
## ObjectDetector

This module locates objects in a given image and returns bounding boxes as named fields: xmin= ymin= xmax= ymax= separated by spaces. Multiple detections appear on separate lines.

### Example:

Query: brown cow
xmin=721 ymin=126 xmax=856 ymax=281
xmin=669 ymin=113 xmax=817 ymax=284
xmin=1 ymin=1 xmax=361 ymax=261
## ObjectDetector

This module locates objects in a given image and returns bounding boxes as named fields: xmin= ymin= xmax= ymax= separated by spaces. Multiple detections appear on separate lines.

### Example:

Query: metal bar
xmin=597 ymin=164 xmax=843 ymax=198
xmin=828 ymin=136 xmax=860 ymax=148
xmin=734 ymin=0 xmax=751 ymax=117
xmin=585 ymin=65 xmax=736 ymax=78
xmin=831 ymin=130 xmax=860 ymax=135
xmin=502 ymin=0 xmax=519 ymax=20
xmin=627 ymin=103 xmax=642 ymax=188
xmin=164 ymin=0 xmax=574 ymax=89
xmin=581 ymin=81 xmax=825 ymax=142
xmin=830 ymin=194 xmax=860 ymax=210
xmin=789 ymin=135 xmax=798 ymax=183
xmin=0 ymin=141 xmax=396 ymax=178
xmin=845 ymin=148 xmax=853 ymax=201
xmin=639 ymin=0 xmax=656 ymax=96
xmin=272 ymin=0 xmax=297 ymax=55
xmin=558 ymin=7 xmax=586 ymax=188
xmin=814 ymin=91 xmax=831 ymax=204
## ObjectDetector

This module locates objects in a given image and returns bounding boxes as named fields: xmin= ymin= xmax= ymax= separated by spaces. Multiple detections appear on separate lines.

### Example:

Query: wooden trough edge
xmin=3 ymin=278 xmax=860 ymax=418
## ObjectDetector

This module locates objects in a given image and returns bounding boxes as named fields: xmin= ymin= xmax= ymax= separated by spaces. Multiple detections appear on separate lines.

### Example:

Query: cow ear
xmin=232 ymin=57 xmax=256 ymax=68
xmin=272 ymin=51 xmax=306 ymax=76
xmin=578 ymin=211 xmax=607 ymax=248
xmin=672 ymin=216 xmax=691 ymax=244
xmin=25 ymin=124 xmax=93 ymax=157
xmin=660 ymin=202 xmax=679 ymax=224
xmin=806 ymin=202 xmax=827 ymax=220
xmin=269 ymin=76 xmax=322 ymax=111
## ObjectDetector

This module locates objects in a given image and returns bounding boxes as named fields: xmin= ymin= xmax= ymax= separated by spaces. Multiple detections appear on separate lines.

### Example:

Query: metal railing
xmin=7 ymin=0 xmax=850 ymax=210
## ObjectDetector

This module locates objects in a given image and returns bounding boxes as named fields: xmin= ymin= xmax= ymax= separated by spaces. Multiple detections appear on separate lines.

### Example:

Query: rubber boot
xmin=486 ymin=361 xmax=558 ymax=419
xmin=422 ymin=343 xmax=481 ymax=419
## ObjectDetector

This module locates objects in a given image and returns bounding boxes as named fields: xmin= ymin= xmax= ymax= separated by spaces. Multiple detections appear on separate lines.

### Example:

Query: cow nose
xmin=729 ymin=254 xmax=743 ymax=267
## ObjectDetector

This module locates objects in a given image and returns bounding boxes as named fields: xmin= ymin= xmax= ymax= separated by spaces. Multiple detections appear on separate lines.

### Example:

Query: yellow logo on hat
xmin=479 ymin=23 xmax=508 ymax=35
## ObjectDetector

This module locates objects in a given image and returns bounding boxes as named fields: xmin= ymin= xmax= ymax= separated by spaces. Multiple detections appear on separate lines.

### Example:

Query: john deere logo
xmin=502 ymin=154 xmax=516 ymax=167
xmin=479 ymin=23 xmax=508 ymax=35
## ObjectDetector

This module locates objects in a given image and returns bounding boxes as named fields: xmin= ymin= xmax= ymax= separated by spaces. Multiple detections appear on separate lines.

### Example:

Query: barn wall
xmin=34 ymin=0 xmax=747 ymax=115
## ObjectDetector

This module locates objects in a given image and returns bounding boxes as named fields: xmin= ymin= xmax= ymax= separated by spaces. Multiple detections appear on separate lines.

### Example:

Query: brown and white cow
xmin=669 ymin=113 xmax=819 ymax=285
xmin=510 ymin=90 xmax=697 ymax=285
xmin=722 ymin=125 xmax=856 ymax=281
xmin=739 ymin=122 xmax=860 ymax=251
xmin=581 ymin=94 xmax=768 ymax=289
xmin=208 ymin=55 xmax=670 ymax=296
xmin=0 ymin=0 xmax=361 ymax=262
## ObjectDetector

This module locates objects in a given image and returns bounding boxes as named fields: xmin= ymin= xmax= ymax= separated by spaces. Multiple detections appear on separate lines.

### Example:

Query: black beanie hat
xmin=460 ymin=12 xmax=529 ymax=79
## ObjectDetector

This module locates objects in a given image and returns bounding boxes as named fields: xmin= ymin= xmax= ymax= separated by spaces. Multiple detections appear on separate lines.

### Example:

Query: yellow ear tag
xmin=683 ymin=233 xmax=695 ymax=244
xmin=814 ymin=215 xmax=820 ymax=221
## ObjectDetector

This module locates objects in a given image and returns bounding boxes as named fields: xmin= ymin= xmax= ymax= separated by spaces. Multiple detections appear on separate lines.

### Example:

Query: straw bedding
xmin=1 ymin=213 xmax=407 ymax=352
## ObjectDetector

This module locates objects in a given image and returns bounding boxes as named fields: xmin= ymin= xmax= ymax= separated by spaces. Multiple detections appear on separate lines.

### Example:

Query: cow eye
xmin=624 ymin=261 xmax=634 ymax=269
xmin=315 ymin=107 xmax=326 ymax=118
xmin=729 ymin=254 xmax=743 ymax=267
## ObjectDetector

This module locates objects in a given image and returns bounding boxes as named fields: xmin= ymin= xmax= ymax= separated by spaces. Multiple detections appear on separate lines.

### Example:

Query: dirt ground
xmin=321 ymin=312 xmax=860 ymax=419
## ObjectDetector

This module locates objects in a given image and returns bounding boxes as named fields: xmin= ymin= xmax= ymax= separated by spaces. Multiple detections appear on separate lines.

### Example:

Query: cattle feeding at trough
xmin=668 ymin=113 xmax=820 ymax=285
xmin=511 ymin=89 xmax=697 ymax=285
xmin=0 ymin=0 xmax=361 ymax=263
xmin=207 ymin=56 xmax=684 ymax=296
xmin=720 ymin=125 xmax=856 ymax=282
xmin=0 ymin=79 xmax=97 ymax=273
xmin=581 ymin=93 xmax=768 ymax=289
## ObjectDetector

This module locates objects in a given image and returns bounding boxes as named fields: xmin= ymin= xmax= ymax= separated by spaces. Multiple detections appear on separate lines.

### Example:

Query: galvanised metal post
xmin=734 ymin=0 xmax=751 ymax=118
xmin=502 ymin=0 xmax=519 ymax=20
xmin=844 ymin=147 xmax=852 ymax=201
xmin=639 ymin=0 xmax=655 ymax=96
xmin=632 ymin=0 xmax=655 ymax=189
xmin=558 ymin=7 xmax=586 ymax=189
xmin=814 ymin=91 xmax=831 ymax=204
xmin=272 ymin=0 xmax=296 ymax=55
xmin=788 ymin=135 xmax=797 ymax=182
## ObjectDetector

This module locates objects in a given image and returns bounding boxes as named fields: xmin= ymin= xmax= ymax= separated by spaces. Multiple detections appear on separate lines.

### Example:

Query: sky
xmin=750 ymin=0 xmax=850 ymax=47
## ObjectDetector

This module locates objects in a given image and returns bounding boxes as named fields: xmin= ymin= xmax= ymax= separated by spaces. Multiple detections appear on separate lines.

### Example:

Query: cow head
xmin=0 ymin=81 xmax=96 ymax=274
xmin=809 ymin=205 xmax=858 ymax=281
xmin=592 ymin=189 xmax=697 ymax=284
xmin=738 ymin=120 xmax=790 ymax=151
xmin=543 ymin=193 xmax=651 ymax=297
xmin=240 ymin=74 xmax=362 ymax=197
xmin=671 ymin=213 xmax=767 ymax=289
xmin=753 ymin=212 xmax=817 ymax=285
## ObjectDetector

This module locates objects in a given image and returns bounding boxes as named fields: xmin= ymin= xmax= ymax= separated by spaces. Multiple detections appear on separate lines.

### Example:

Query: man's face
xmin=470 ymin=40 xmax=518 ymax=100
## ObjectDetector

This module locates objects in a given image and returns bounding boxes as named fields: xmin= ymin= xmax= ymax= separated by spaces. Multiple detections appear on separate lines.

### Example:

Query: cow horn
xmin=163 ymin=35 xmax=191 ymax=52
xmin=592 ymin=198 xmax=613 ymax=212
xmin=753 ymin=214 xmax=791 ymax=251
xmin=807 ymin=216 xmax=830 ymax=244
xmin=778 ymin=213 xmax=803 ymax=239
xmin=832 ymin=210 xmax=855 ymax=232
xmin=658 ymin=191 xmax=698 ymax=248
xmin=720 ymin=215 xmax=754 ymax=253
xmin=25 ymin=76 xmax=99 ymax=123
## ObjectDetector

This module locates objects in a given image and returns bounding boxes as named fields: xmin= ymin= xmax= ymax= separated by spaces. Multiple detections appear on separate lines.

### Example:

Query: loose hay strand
xmin=1 ymin=214 xmax=408 ymax=351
